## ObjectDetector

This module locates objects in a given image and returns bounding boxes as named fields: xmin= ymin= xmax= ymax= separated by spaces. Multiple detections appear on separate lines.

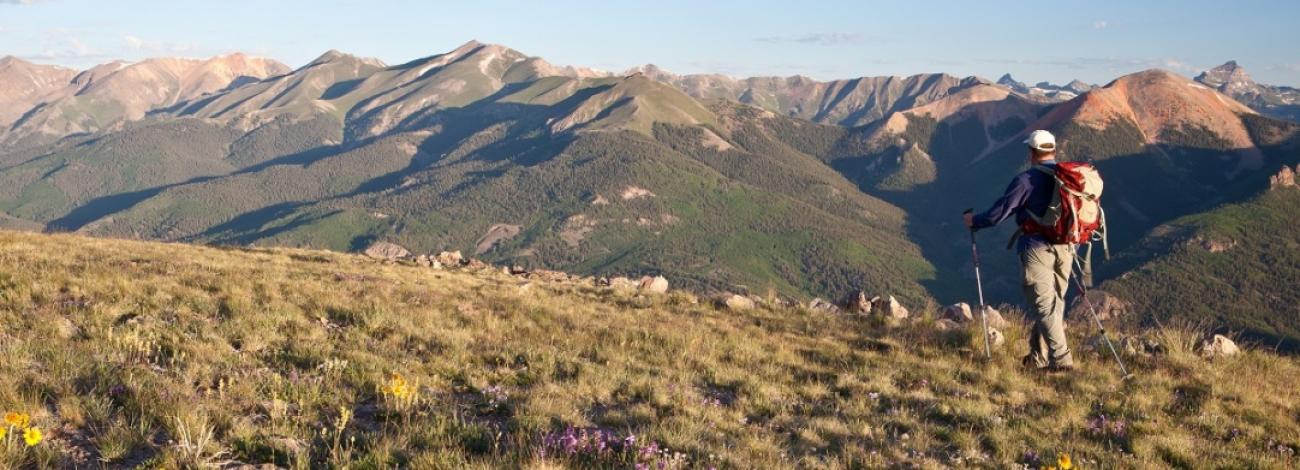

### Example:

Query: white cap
xmin=1023 ymin=130 xmax=1057 ymax=152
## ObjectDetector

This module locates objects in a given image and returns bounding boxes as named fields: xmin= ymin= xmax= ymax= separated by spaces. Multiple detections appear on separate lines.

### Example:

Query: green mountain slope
xmin=0 ymin=42 xmax=936 ymax=301
xmin=1101 ymin=182 xmax=1300 ymax=348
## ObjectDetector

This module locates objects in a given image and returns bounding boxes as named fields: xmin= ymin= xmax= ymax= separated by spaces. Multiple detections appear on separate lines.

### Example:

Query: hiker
xmin=963 ymin=130 xmax=1075 ymax=372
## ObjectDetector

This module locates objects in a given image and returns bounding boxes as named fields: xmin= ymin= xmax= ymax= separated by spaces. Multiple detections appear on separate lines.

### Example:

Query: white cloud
xmin=121 ymin=34 xmax=197 ymax=53
xmin=979 ymin=56 xmax=1196 ymax=73
xmin=1160 ymin=58 xmax=1195 ymax=73
xmin=756 ymin=32 xmax=882 ymax=46
xmin=0 ymin=0 xmax=46 ymax=4
xmin=18 ymin=27 xmax=107 ymax=63
xmin=1092 ymin=20 xmax=1109 ymax=30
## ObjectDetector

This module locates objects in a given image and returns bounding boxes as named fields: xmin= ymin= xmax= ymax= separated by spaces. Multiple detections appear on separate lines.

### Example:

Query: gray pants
xmin=1020 ymin=243 xmax=1075 ymax=368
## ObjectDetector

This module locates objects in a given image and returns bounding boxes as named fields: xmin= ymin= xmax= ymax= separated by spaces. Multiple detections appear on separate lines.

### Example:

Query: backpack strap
xmin=1081 ymin=242 xmax=1095 ymax=287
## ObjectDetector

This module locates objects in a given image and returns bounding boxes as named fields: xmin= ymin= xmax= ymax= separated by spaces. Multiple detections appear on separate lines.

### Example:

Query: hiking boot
xmin=1021 ymin=354 xmax=1048 ymax=370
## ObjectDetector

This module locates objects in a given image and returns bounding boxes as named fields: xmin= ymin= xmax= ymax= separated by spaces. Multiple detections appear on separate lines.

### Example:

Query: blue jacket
xmin=971 ymin=161 xmax=1057 ymax=251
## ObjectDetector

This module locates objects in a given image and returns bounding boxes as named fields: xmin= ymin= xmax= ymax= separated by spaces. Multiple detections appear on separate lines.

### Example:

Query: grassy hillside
xmin=0 ymin=230 xmax=1297 ymax=468
xmin=1102 ymin=187 xmax=1300 ymax=348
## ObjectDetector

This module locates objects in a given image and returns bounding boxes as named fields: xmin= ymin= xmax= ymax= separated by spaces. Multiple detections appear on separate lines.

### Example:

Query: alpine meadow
xmin=1 ymin=1 xmax=1300 ymax=468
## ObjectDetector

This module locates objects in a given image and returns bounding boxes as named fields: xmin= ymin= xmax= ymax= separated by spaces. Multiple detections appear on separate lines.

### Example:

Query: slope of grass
xmin=0 ymin=230 xmax=1296 ymax=468
xmin=1103 ymin=188 xmax=1300 ymax=348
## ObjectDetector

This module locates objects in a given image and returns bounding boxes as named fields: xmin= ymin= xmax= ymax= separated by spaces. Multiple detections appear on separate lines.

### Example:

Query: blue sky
xmin=2 ymin=0 xmax=1297 ymax=86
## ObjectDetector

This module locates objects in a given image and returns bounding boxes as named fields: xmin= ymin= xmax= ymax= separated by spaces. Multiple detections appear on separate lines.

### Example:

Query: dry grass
xmin=0 ymin=230 xmax=1296 ymax=468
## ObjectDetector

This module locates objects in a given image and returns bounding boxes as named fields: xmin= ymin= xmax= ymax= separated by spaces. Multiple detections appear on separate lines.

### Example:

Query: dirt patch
xmin=559 ymin=215 xmax=597 ymax=248
xmin=699 ymin=128 xmax=734 ymax=151
xmin=621 ymin=186 xmax=655 ymax=200
xmin=475 ymin=224 xmax=522 ymax=255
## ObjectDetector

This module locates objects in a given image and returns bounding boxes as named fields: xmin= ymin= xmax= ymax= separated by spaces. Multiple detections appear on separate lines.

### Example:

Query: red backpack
xmin=1020 ymin=162 xmax=1109 ymax=250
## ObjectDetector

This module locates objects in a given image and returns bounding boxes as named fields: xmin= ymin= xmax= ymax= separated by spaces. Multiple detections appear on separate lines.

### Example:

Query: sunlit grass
xmin=0 ymin=230 xmax=1295 ymax=468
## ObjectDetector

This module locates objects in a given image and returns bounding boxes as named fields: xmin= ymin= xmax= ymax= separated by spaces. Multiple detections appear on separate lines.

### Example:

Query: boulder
xmin=934 ymin=318 xmax=962 ymax=332
xmin=981 ymin=306 xmax=1008 ymax=329
xmin=435 ymin=251 xmax=465 ymax=266
xmin=941 ymin=303 xmax=974 ymax=323
xmin=871 ymin=295 xmax=909 ymax=320
xmin=414 ymin=254 xmax=436 ymax=268
xmin=723 ymin=294 xmax=756 ymax=311
xmin=506 ymin=265 xmax=528 ymax=276
xmin=1269 ymin=164 xmax=1297 ymax=189
xmin=1118 ymin=335 xmax=1165 ymax=357
xmin=807 ymin=298 xmax=840 ymax=314
xmin=987 ymin=328 xmax=1006 ymax=348
xmin=1067 ymin=290 xmax=1128 ymax=321
xmin=844 ymin=291 xmax=873 ymax=315
xmin=638 ymin=276 xmax=670 ymax=294
xmin=1200 ymin=334 xmax=1240 ymax=359
xmin=363 ymin=241 xmax=411 ymax=261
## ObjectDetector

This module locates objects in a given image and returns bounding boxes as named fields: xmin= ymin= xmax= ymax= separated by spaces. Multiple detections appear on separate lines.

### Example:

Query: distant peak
xmin=0 ymin=55 xmax=33 ymax=68
xmin=304 ymin=49 xmax=384 ymax=69
xmin=311 ymin=49 xmax=349 ymax=64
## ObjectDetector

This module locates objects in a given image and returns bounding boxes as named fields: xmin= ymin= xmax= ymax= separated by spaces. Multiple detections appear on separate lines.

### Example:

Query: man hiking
xmin=963 ymin=130 xmax=1075 ymax=372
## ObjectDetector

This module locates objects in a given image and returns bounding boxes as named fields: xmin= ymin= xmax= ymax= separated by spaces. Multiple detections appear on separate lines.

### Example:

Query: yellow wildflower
xmin=1058 ymin=452 xmax=1073 ymax=470
xmin=385 ymin=373 xmax=412 ymax=399
xmin=4 ymin=412 xmax=29 ymax=428
xmin=0 ymin=426 xmax=6 ymax=440
xmin=23 ymin=427 xmax=41 ymax=446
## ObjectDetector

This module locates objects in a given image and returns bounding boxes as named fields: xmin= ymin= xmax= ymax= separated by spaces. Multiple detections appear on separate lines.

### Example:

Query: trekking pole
xmin=1070 ymin=254 xmax=1133 ymax=379
xmin=964 ymin=209 xmax=992 ymax=359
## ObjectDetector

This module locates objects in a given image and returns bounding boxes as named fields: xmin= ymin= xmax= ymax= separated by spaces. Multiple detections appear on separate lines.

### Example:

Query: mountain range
xmin=1195 ymin=60 xmax=1300 ymax=122
xmin=1 ymin=41 xmax=1298 ymax=346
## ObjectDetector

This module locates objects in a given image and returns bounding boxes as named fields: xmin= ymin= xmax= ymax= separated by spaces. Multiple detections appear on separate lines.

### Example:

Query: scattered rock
xmin=934 ymin=318 xmax=962 ymax=332
xmin=608 ymin=276 xmax=638 ymax=291
xmin=638 ymin=276 xmax=669 ymax=294
xmin=527 ymin=269 xmax=571 ymax=283
xmin=1068 ymin=290 xmax=1128 ymax=321
xmin=414 ymin=254 xmax=435 ymax=268
xmin=722 ymin=294 xmax=756 ymax=311
xmin=807 ymin=298 xmax=840 ymax=314
xmin=1118 ymin=335 xmax=1165 ymax=357
xmin=844 ymin=291 xmax=873 ymax=315
xmin=871 ymin=295 xmax=909 ymax=320
xmin=505 ymin=265 xmax=528 ymax=276
xmin=987 ymin=328 xmax=1005 ymax=348
xmin=981 ymin=306 xmax=1008 ymax=329
xmin=363 ymin=241 xmax=411 ymax=261
xmin=1269 ymin=164 xmax=1297 ymax=189
xmin=941 ymin=303 xmax=974 ymax=323
xmin=1189 ymin=236 xmax=1237 ymax=253
xmin=435 ymin=251 xmax=465 ymax=266
xmin=1200 ymin=334 xmax=1241 ymax=359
